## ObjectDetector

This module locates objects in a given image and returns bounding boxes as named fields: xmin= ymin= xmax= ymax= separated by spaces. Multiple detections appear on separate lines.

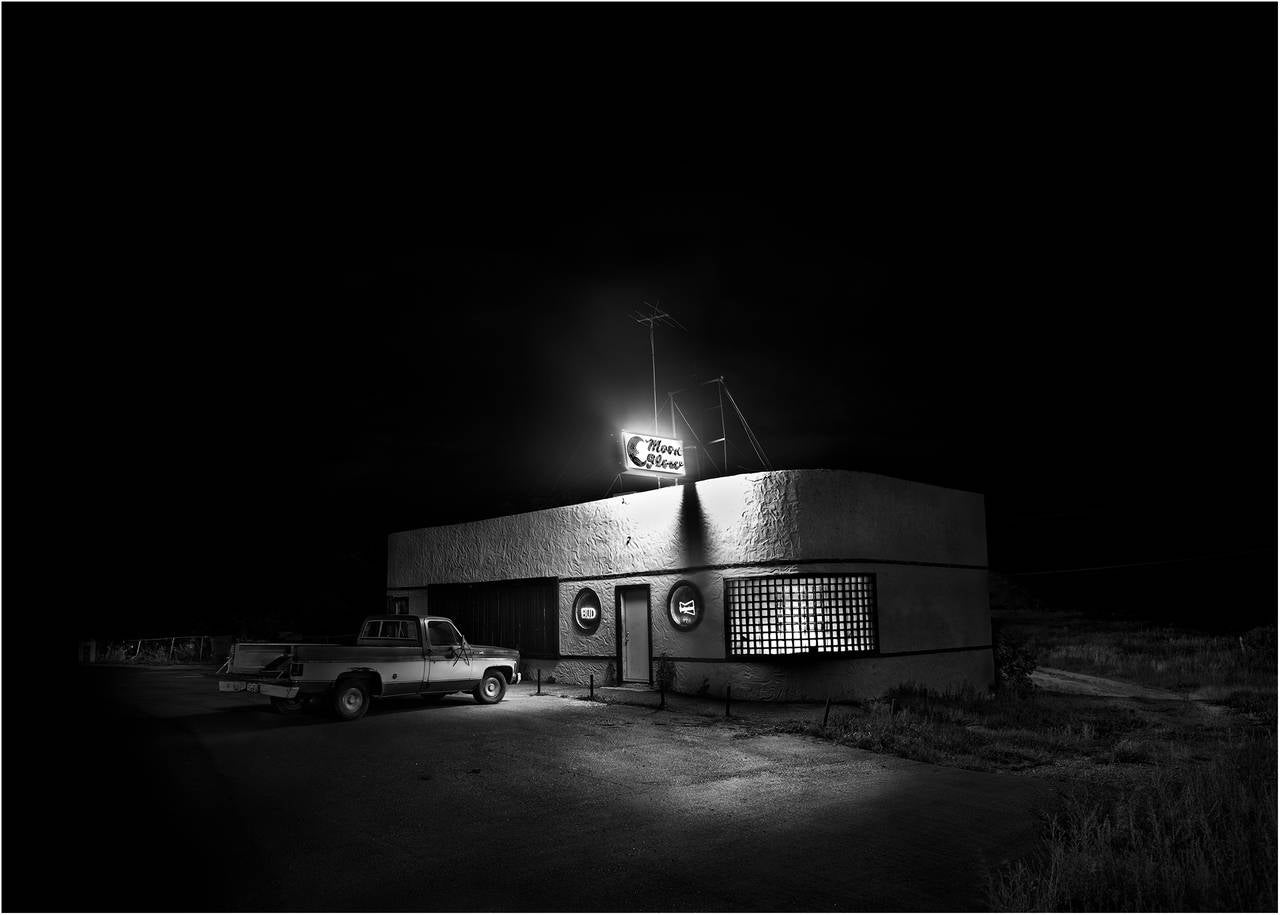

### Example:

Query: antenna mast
xmin=629 ymin=302 xmax=686 ymax=488
xmin=631 ymin=302 xmax=686 ymax=432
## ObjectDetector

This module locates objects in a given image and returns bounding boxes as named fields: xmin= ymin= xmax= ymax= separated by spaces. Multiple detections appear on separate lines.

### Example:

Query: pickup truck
xmin=215 ymin=615 xmax=521 ymax=721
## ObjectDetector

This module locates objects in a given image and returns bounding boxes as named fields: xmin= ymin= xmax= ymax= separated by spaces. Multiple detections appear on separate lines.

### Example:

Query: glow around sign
xmin=621 ymin=430 xmax=686 ymax=477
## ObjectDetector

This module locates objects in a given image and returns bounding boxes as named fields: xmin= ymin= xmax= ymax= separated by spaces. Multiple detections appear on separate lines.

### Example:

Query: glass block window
xmin=726 ymin=573 xmax=877 ymax=657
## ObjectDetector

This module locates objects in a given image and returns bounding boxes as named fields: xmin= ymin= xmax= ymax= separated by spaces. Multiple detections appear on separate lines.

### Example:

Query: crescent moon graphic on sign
xmin=626 ymin=435 xmax=646 ymax=467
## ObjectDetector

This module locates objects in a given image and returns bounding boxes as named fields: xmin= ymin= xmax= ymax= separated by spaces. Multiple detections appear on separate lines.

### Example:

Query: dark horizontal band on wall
xmin=521 ymin=644 xmax=993 ymax=664
xmin=389 ymin=556 xmax=988 ymax=592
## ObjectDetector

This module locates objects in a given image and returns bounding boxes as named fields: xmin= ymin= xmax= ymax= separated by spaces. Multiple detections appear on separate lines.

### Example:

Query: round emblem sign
xmin=572 ymin=588 xmax=602 ymax=634
xmin=667 ymin=580 xmax=703 ymax=631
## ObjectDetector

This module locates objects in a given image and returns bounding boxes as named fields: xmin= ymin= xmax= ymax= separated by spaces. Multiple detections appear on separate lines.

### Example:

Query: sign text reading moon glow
xmin=621 ymin=431 xmax=686 ymax=476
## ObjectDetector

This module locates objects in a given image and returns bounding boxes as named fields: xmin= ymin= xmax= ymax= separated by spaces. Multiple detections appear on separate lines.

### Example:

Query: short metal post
xmin=169 ymin=637 xmax=175 ymax=662
xmin=537 ymin=669 xmax=541 ymax=695
xmin=660 ymin=683 xmax=665 ymax=710
xmin=589 ymin=674 xmax=594 ymax=700
xmin=823 ymin=696 xmax=832 ymax=728
xmin=725 ymin=684 xmax=731 ymax=717
xmin=134 ymin=639 xmax=142 ymax=660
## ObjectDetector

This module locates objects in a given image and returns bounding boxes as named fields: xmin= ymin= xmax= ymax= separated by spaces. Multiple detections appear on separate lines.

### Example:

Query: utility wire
xmin=671 ymin=397 xmax=722 ymax=476
xmin=1002 ymin=548 xmax=1271 ymax=576
xmin=722 ymin=383 xmax=772 ymax=470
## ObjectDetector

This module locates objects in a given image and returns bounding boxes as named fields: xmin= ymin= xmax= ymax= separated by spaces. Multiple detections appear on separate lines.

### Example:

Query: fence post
xmin=823 ymin=695 xmax=832 ymax=728
xmin=725 ymin=683 xmax=731 ymax=717
xmin=589 ymin=673 xmax=594 ymax=700
xmin=169 ymin=637 xmax=175 ymax=662
xmin=537 ymin=669 xmax=541 ymax=695
xmin=134 ymin=639 xmax=142 ymax=660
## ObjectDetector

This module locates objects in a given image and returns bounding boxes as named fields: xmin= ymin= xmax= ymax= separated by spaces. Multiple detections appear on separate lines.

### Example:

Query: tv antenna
xmin=701 ymin=375 xmax=772 ymax=473
xmin=630 ymin=301 xmax=686 ymax=432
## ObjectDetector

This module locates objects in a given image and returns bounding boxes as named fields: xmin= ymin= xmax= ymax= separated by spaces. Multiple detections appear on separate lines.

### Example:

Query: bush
xmin=995 ymin=637 xmax=1038 ymax=692
xmin=991 ymin=730 xmax=1277 ymax=911
xmin=655 ymin=653 xmax=677 ymax=692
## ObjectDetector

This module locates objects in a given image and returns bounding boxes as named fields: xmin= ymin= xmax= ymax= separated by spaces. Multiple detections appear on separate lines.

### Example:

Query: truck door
xmin=426 ymin=619 xmax=477 ymax=692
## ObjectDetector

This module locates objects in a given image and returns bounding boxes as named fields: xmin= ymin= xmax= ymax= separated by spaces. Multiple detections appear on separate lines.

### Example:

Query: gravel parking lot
xmin=28 ymin=667 xmax=1055 ymax=911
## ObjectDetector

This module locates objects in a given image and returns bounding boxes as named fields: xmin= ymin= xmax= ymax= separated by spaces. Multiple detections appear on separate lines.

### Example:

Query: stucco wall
xmin=386 ymin=469 xmax=992 ymax=699
xmin=387 ymin=471 xmax=801 ymax=587
xmin=518 ymin=650 xmax=994 ymax=702
xmin=797 ymin=470 xmax=987 ymax=566
xmin=666 ymin=649 xmax=995 ymax=702
xmin=387 ymin=469 xmax=986 ymax=588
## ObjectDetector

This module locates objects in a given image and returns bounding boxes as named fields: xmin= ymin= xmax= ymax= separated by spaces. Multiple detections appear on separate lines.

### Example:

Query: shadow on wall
xmin=678 ymin=482 xmax=708 ymax=568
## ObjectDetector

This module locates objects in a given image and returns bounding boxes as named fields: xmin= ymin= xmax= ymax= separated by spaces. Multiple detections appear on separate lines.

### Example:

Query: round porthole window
xmin=667 ymin=580 xmax=703 ymax=631
xmin=572 ymin=587 xmax=602 ymax=634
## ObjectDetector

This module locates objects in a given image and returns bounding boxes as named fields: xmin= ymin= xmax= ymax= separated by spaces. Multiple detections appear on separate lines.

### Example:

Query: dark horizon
xmin=6 ymin=7 xmax=1271 ymax=645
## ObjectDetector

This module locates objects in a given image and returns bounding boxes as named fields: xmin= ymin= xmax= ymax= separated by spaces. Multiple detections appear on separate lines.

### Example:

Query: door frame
xmin=614 ymin=584 xmax=652 ymax=685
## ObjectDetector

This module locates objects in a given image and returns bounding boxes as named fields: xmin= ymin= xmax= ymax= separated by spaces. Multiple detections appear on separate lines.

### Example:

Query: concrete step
xmin=599 ymin=684 xmax=663 ymax=707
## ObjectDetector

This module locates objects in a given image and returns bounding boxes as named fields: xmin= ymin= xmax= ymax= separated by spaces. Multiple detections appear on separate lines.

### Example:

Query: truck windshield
xmin=427 ymin=620 xmax=463 ymax=647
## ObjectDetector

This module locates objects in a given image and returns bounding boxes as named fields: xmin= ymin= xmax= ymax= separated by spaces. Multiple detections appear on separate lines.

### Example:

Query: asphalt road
xmin=29 ymin=667 xmax=1056 ymax=912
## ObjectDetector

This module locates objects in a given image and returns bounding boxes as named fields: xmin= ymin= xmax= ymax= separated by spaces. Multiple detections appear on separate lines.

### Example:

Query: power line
xmin=1002 ymin=548 xmax=1272 ymax=576
xmin=671 ymin=395 xmax=722 ymax=476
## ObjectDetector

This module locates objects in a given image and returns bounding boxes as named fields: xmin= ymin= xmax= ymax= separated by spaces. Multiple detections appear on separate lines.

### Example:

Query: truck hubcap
xmin=484 ymin=680 xmax=498 ymax=698
xmin=343 ymin=691 xmax=362 ymax=710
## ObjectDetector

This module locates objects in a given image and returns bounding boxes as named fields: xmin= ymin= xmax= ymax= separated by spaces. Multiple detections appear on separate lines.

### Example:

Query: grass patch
xmin=991 ymin=728 xmax=1276 ymax=911
xmin=997 ymin=613 xmax=1276 ymax=696
xmin=756 ymin=612 xmax=1277 ymax=911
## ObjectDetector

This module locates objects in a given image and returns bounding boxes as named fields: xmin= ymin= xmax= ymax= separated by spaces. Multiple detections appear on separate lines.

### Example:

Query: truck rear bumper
xmin=218 ymin=679 xmax=300 ymax=699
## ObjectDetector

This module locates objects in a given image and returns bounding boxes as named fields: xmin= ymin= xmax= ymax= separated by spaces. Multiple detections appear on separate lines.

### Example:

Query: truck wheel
xmin=270 ymin=697 xmax=306 ymax=714
xmin=333 ymin=680 xmax=370 ymax=721
xmin=473 ymin=672 xmax=507 ymax=705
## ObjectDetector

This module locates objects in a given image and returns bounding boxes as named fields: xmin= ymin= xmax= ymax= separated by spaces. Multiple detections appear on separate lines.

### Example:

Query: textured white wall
xmin=387 ymin=471 xmax=802 ymax=586
xmin=797 ymin=470 xmax=988 ymax=566
xmin=386 ymin=469 xmax=993 ymax=698
xmin=387 ymin=469 xmax=986 ymax=587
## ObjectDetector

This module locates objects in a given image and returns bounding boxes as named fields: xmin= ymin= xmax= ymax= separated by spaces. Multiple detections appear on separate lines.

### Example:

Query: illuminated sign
xmin=621 ymin=431 xmax=686 ymax=477
xmin=667 ymin=580 xmax=703 ymax=631
xmin=573 ymin=587 xmax=602 ymax=634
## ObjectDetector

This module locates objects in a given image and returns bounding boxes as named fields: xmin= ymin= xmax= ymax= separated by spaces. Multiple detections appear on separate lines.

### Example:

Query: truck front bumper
xmin=218 ymin=679 xmax=300 ymax=699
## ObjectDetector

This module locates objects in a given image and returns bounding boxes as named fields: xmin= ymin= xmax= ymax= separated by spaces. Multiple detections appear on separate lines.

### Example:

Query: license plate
xmin=246 ymin=682 xmax=260 ymax=694
xmin=218 ymin=681 xmax=245 ymax=692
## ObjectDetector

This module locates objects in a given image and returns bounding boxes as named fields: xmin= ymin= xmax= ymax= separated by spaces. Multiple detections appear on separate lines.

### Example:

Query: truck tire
xmin=333 ymin=680 xmax=370 ymax=721
xmin=270 ymin=696 xmax=307 ymax=714
xmin=473 ymin=671 xmax=507 ymax=705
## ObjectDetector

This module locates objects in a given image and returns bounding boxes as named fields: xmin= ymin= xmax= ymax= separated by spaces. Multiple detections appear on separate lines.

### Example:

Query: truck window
xmin=427 ymin=620 xmax=463 ymax=647
xmin=386 ymin=619 xmax=418 ymax=641
xmin=361 ymin=619 xmax=420 ymax=643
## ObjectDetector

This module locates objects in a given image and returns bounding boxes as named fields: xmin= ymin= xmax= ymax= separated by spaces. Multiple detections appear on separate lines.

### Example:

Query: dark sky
xmin=9 ymin=6 xmax=1274 ymax=639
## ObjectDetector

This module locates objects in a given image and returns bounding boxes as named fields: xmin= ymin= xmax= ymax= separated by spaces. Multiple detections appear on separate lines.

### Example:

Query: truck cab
xmin=217 ymin=615 xmax=521 ymax=721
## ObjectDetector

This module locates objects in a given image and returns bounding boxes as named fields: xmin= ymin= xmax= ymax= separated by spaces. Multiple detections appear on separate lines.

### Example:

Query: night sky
xmin=9 ymin=6 xmax=1274 ymax=642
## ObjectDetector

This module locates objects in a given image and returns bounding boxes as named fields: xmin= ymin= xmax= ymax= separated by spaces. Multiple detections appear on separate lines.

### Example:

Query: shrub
xmin=995 ymin=636 xmax=1038 ymax=693
xmin=991 ymin=730 xmax=1277 ymax=911
xmin=655 ymin=653 xmax=677 ymax=693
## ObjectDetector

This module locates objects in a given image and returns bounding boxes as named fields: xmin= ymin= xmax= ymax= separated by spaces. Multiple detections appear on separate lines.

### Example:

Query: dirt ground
xmin=30 ymin=666 xmax=1059 ymax=912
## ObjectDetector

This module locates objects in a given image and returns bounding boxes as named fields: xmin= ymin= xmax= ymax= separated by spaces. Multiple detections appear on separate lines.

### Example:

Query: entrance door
xmin=618 ymin=585 xmax=651 ymax=684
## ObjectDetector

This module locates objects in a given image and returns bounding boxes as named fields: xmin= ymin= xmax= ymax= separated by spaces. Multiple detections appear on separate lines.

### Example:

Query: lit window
xmin=726 ymin=573 xmax=877 ymax=657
